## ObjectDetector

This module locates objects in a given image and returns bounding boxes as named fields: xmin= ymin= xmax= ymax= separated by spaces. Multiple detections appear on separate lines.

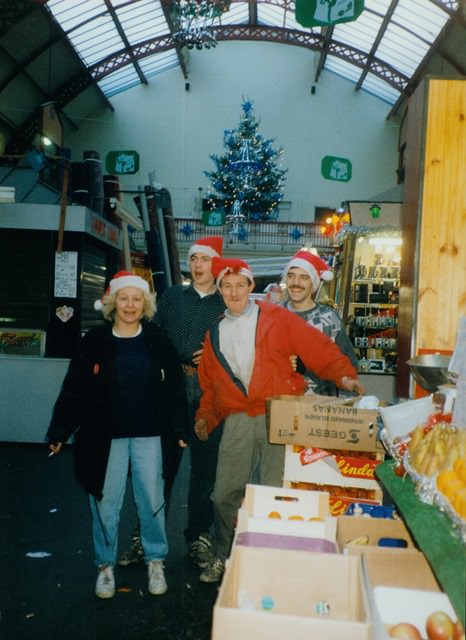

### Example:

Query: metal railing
xmin=131 ymin=218 xmax=335 ymax=251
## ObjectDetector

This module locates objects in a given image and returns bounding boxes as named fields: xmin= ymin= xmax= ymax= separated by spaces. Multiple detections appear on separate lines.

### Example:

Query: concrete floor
xmin=0 ymin=442 xmax=218 ymax=640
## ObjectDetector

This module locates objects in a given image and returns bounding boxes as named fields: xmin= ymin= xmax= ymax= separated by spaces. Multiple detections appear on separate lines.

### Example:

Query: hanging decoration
xmin=171 ymin=0 xmax=230 ymax=50
xmin=203 ymin=99 xmax=287 ymax=243
xmin=290 ymin=227 xmax=303 ymax=241
xmin=180 ymin=222 xmax=194 ymax=237
xmin=335 ymin=224 xmax=401 ymax=243
xmin=296 ymin=0 xmax=364 ymax=28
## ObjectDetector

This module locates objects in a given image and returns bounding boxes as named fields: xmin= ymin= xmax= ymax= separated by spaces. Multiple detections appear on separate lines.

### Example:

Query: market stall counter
xmin=376 ymin=460 xmax=465 ymax=625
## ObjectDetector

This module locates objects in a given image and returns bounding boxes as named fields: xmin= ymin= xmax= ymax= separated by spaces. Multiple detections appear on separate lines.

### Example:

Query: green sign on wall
xmin=202 ymin=211 xmax=226 ymax=226
xmin=106 ymin=150 xmax=140 ymax=175
xmin=321 ymin=155 xmax=352 ymax=182
xmin=296 ymin=0 xmax=364 ymax=28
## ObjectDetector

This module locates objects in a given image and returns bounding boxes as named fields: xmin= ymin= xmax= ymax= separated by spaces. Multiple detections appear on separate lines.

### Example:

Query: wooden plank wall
xmin=417 ymin=79 xmax=466 ymax=352
xmin=397 ymin=78 xmax=466 ymax=397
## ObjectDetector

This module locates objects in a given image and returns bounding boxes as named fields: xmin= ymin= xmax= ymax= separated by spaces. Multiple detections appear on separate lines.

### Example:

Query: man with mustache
xmin=283 ymin=248 xmax=358 ymax=396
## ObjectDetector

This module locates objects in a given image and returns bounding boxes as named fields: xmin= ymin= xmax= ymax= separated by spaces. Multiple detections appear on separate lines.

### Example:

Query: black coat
xmin=46 ymin=322 xmax=188 ymax=499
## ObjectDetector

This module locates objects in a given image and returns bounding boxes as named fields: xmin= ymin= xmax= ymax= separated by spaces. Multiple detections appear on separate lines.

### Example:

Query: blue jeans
xmin=89 ymin=437 xmax=167 ymax=567
xmin=184 ymin=372 xmax=223 ymax=544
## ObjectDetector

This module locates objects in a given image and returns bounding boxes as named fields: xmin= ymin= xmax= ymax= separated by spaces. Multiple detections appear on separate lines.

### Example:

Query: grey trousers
xmin=211 ymin=412 xmax=285 ymax=560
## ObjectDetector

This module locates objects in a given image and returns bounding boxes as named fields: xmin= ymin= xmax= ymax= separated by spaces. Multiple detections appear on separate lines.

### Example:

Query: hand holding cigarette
xmin=48 ymin=442 xmax=63 ymax=457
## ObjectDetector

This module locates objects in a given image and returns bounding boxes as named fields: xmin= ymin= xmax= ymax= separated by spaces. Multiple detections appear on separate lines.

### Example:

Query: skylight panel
xmin=44 ymin=0 xmax=457 ymax=106
xmin=97 ymin=66 xmax=142 ymax=97
xmin=258 ymin=4 xmax=287 ymax=28
xmin=326 ymin=57 xmax=362 ymax=84
xmin=361 ymin=74 xmax=401 ymax=105
xmin=139 ymin=51 xmax=180 ymax=76
xmin=364 ymin=0 xmax=391 ymax=13
xmin=396 ymin=0 xmax=450 ymax=42
xmin=47 ymin=0 xmax=107 ymax=31
xmin=71 ymin=26 xmax=124 ymax=66
xmin=333 ymin=10 xmax=383 ymax=54
xmin=115 ymin=0 xmax=168 ymax=45
xmin=378 ymin=23 xmax=430 ymax=76
xmin=220 ymin=3 xmax=249 ymax=25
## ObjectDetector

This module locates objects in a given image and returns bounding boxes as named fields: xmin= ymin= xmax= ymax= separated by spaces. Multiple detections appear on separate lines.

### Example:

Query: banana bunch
xmin=408 ymin=423 xmax=466 ymax=477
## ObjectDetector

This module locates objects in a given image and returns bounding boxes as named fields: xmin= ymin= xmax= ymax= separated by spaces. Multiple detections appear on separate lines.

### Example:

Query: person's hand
xmin=192 ymin=346 xmax=204 ymax=366
xmin=289 ymin=354 xmax=298 ymax=371
xmin=178 ymin=439 xmax=188 ymax=448
xmin=48 ymin=442 xmax=63 ymax=456
xmin=340 ymin=376 xmax=365 ymax=396
xmin=194 ymin=419 xmax=209 ymax=441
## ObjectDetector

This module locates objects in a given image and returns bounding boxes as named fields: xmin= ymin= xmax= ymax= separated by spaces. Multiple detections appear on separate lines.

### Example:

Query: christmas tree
xmin=203 ymin=99 xmax=287 ymax=222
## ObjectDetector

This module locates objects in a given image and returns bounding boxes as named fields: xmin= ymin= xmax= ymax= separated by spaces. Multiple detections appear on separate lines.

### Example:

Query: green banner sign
xmin=106 ymin=150 xmax=140 ymax=175
xmin=321 ymin=155 xmax=352 ymax=182
xmin=202 ymin=211 xmax=226 ymax=226
xmin=296 ymin=0 xmax=364 ymax=28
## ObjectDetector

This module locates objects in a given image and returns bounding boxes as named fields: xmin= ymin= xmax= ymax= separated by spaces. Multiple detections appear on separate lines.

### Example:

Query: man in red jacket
xmin=194 ymin=257 xmax=364 ymax=583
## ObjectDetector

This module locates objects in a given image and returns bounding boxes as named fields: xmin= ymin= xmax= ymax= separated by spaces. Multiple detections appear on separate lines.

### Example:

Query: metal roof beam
xmin=314 ymin=26 xmax=334 ymax=83
xmin=103 ymin=0 xmax=148 ymax=86
xmin=355 ymin=0 xmax=399 ymax=92
xmin=87 ymin=25 xmax=409 ymax=94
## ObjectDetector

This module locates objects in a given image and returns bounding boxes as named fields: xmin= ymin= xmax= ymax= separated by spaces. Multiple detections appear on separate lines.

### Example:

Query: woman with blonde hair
xmin=46 ymin=271 xmax=187 ymax=599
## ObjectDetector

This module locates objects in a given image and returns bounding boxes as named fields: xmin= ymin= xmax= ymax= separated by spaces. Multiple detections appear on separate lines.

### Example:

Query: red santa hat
xmin=212 ymin=257 xmax=254 ymax=286
xmin=187 ymin=236 xmax=223 ymax=260
xmin=94 ymin=271 xmax=150 ymax=311
xmin=283 ymin=249 xmax=333 ymax=292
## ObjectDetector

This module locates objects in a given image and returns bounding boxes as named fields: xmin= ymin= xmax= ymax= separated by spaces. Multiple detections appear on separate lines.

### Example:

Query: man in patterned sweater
xmin=283 ymin=248 xmax=358 ymax=395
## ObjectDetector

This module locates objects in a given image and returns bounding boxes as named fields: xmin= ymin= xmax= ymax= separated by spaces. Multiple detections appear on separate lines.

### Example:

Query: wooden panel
xmin=397 ymin=81 xmax=427 ymax=397
xmin=417 ymin=79 xmax=466 ymax=352
xmin=397 ymin=78 xmax=466 ymax=397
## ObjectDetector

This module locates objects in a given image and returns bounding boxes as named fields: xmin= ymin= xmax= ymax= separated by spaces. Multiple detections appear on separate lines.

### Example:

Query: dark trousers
xmin=183 ymin=372 xmax=223 ymax=544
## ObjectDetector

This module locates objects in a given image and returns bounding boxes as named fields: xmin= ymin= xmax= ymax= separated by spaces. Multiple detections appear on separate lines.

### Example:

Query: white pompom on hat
xmin=94 ymin=271 xmax=150 ymax=311
xmin=283 ymin=249 xmax=333 ymax=292
xmin=187 ymin=235 xmax=223 ymax=260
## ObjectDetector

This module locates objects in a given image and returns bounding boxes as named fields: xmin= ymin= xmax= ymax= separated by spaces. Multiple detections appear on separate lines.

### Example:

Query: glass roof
xmin=45 ymin=0 xmax=457 ymax=104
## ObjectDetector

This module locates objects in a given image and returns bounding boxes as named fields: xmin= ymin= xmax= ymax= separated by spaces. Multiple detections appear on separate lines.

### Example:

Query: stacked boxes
xmin=266 ymin=394 xmax=384 ymax=513
xmin=212 ymin=545 xmax=372 ymax=640
xmin=234 ymin=483 xmax=336 ymax=552
xmin=212 ymin=485 xmax=459 ymax=638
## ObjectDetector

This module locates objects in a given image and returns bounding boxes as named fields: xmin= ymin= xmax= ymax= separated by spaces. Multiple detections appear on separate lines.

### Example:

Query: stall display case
xmin=340 ymin=233 xmax=401 ymax=376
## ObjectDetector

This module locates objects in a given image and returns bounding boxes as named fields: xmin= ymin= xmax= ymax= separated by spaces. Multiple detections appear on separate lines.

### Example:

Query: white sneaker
xmin=147 ymin=560 xmax=167 ymax=595
xmin=95 ymin=565 xmax=115 ymax=599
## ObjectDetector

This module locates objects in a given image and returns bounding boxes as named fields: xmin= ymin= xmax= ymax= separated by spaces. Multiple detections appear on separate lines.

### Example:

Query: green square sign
xmin=321 ymin=155 xmax=352 ymax=182
xmin=202 ymin=211 xmax=225 ymax=226
xmin=106 ymin=150 xmax=140 ymax=175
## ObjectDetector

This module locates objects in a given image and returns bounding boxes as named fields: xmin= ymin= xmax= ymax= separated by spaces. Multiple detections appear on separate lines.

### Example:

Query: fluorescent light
xmin=368 ymin=237 xmax=402 ymax=246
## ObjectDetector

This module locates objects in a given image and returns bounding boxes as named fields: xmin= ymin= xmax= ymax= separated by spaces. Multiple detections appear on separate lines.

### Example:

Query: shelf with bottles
xmin=349 ymin=299 xmax=399 ymax=370
xmin=351 ymin=280 xmax=399 ymax=307
xmin=348 ymin=305 xmax=398 ymax=372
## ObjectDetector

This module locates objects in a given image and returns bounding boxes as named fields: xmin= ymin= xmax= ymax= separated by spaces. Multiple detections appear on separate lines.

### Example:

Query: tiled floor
xmin=0 ymin=442 xmax=218 ymax=640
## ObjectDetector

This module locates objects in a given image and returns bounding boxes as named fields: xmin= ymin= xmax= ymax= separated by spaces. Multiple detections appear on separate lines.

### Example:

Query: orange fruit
xmin=437 ymin=470 xmax=458 ymax=493
xmin=288 ymin=515 xmax=304 ymax=521
xmin=441 ymin=477 xmax=464 ymax=501
xmin=452 ymin=487 xmax=466 ymax=519
xmin=268 ymin=511 xmax=282 ymax=519
xmin=453 ymin=457 xmax=466 ymax=483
